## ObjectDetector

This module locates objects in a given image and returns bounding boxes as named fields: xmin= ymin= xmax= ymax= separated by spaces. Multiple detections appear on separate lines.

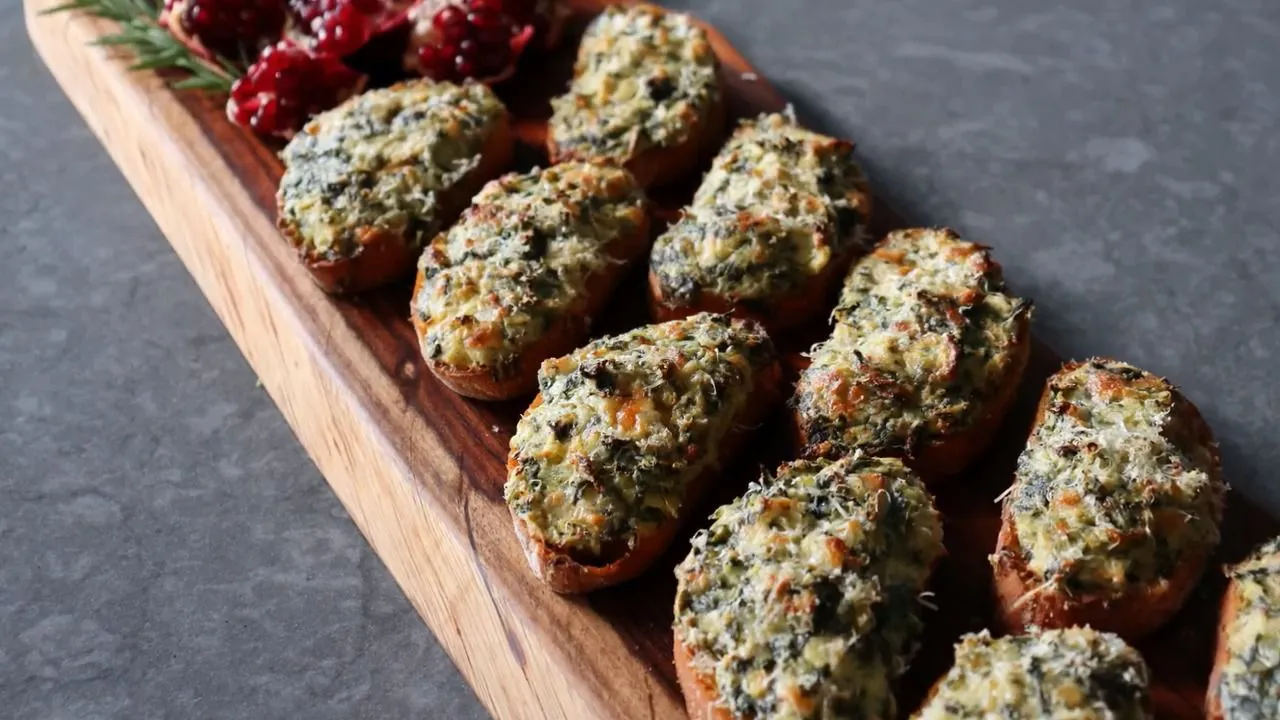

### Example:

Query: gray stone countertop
xmin=3 ymin=0 xmax=1277 ymax=717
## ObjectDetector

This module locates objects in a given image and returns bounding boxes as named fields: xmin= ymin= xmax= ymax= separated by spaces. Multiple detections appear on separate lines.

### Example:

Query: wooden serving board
xmin=26 ymin=1 xmax=1278 ymax=717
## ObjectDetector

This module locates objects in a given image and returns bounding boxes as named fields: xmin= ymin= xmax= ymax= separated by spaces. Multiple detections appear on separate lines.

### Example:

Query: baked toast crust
xmin=1205 ymin=580 xmax=1236 ymax=719
xmin=1204 ymin=539 xmax=1280 ymax=720
xmin=647 ymin=234 xmax=862 ymax=337
xmin=413 ymin=209 xmax=651 ymax=401
xmin=673 ymin=635 xmax=733 ymax=720
xmin=793 ymin=307 xmax=1032 ymax=481
xmin=280 ymin=112 xmax=514 ymax=295
xmin=508 ymin=360 xmax=782 ymax=594
xmin=991 ymin=359 xmax=1225 ymax=640
xmin=548 ymin=90 xmax=725 ymax=189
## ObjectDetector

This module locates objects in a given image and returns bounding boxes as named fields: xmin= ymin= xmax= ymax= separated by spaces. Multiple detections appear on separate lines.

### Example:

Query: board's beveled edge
xmin=22 ymin=2 xmax=685 ymax=719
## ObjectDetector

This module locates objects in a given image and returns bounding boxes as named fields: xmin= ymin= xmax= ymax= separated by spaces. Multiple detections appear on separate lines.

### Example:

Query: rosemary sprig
xmin=45 ymin=0 xmax=241 ymax=92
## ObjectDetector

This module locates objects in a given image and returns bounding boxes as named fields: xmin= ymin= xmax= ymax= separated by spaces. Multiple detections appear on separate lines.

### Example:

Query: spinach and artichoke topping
xmin=650 ymin=112 xmax=872 ymax=306
xmin=548 ymin=5 xmax=719 ymax=162
xmin=413 ymin=162 xmax=645 ymax=372
xmin=505 ymin=313 xmax=775 ymax=558
xmin=279 ymin=80 xmax=506 ymax=260
xmin=794 ymin=228 xmax=1031 ymax=459
xmin=1216 ymin=537 xmax=1280 ymax=719
xmin=1000 ymin=358 xmax=1222 ymax=597
xmin=674 ymin=455 xmax=943 ymax=719
xmin=914 ymin=628 xmax=1151 ymax=719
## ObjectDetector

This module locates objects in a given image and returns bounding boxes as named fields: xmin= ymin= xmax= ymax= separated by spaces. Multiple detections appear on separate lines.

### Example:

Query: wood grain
xmin=25 ymin=1 xmax=1277 ymax=718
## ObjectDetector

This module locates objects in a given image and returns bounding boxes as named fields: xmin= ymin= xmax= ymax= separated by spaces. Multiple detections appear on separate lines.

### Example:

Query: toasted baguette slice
xmin=504 ymin=313 xmax=781 ymax=593
xmin=277 ymin=80 xmax=513 ymax=294
xmin=673 ymin=456 xmax=944 ymax=719
xmin=1207 ymin=536 xmax=1280 ymax=720
xmin=992 ymin=358 xmax=1225 ymax=639
xmin=792 ymin=228 xmax=1033 ymax=480
xmin=410 ymin=162 xmax=650 ymax=400
xmin=648 ymin=111 xmax=873 ymax=335
xmin=674 ymin=638 xmax=730 ymax=720
xmin=912 ymin=628 xmax=1152 ymax=719
xmin=546 ymin=4 xmax=724 ymax=189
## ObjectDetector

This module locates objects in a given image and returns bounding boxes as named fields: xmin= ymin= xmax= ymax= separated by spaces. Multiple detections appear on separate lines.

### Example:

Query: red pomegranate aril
xmin=315 ymin=4 xmax=374 ymax=56
xmin=405 ymin=0 xmax=553 ymax=82
xmin=416 ymin=43 xmax=443 ymax=67
xmin=162 ymin=0 xmax=287 ymax=60
xmin=227 ymin=41 xmax=366 ymax=138
xmin=274 ymin=67 xmax=302 ymax=96
xmin=256 ymin=97 xmax=280 ymax=130
xmin=433 ymin=5 xmax=468 ymax=34
xmin=287 ymin=0 xmax=411 ymax=56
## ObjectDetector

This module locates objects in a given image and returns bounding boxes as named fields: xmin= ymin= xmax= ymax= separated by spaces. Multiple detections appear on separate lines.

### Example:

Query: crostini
xmin=673 ymin=455 xmax=944 ymax=719
xmin=991 ymin=358 xmax=1225 ymax=639
xmin=504 ymin=313 xmax=781 ymax=593
xmin=1207 ymin=536 xmax=1280 ymax=720
xmin=410 ymin=162 xmax=649 ymax=400
xmin=278 ymin=79 xmax=513 ymax=294
xmin=648 ymin=111 xmax=873 ymax=334
xmin=914 ymin=627 xmax=1152 ymax=719
xmin=792 ymin=228 xmax=1033 ymax=478
xmin=547 ymin=4 xmax=724 ymax=188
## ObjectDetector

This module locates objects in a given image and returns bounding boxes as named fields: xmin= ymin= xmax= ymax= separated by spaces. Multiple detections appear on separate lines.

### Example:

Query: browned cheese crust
xmin=410 ymin=162 xmax=650 ymax=400
xmin=647 ymin=111 xmax=873 ymax=335
xmin=546 ymin=4 xmax=724 ymax=188
xmin=672 ymin=456 xmax=944 ymax=719
xmin=912 ymin=628 xmax=1152 ymax=719
xmin=792 ymin=227 xmax=1033 ymax=480
xmin=992 ymin=358 xmax=1225 ymax=640
xmin=277 ymin=80 xmax=513 ymax=294
xmin=504 ymin=314 xmax=781 ymax=593
xmin=1207 ymin=536 xmax=1280 ymax=720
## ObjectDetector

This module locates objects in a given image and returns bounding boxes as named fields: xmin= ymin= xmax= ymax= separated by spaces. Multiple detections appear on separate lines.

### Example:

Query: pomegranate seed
xmin=417 ymin=43 xmax=443 ymax=68
xmin=162 ymin=0 xmax=287 ymax=60
xmin=287 ymin=0 xmax=410 ymax=56
xmin=313 ymin=4 xmax=373 ymax=56
xmin=255 ymin=96 xmax=280 ymax=132
xmin=408 ymin=0 xmax=541 ymax=82
xmin=434 ymin=6 xmax=467 ymax=30
xmin=226 ymin=40 xmax=366 ymax=138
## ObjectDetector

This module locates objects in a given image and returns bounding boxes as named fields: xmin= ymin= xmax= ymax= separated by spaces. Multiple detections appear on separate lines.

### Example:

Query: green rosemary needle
xmin=44 ymin=0 xmax=240 ymax=92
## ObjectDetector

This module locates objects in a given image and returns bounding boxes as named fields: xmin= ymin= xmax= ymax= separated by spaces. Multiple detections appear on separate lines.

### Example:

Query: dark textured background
xmin=3 ymin=0 xmax=1277 ymax=717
